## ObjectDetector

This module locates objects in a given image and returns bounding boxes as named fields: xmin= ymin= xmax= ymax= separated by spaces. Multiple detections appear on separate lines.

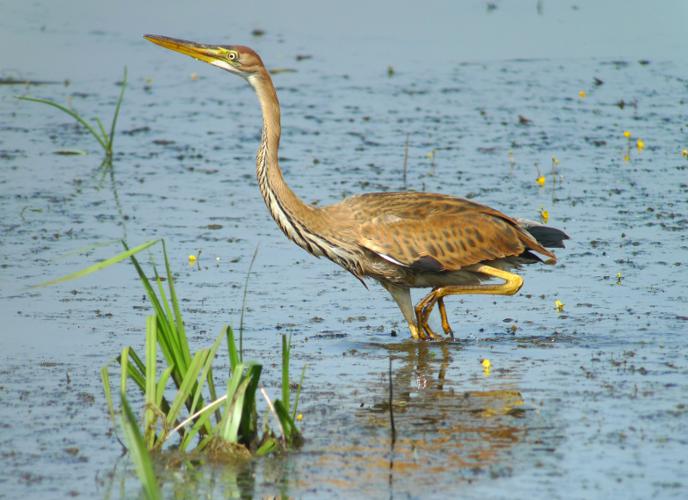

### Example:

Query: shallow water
xmin=2 ymin=0 xmax=688 ymax=498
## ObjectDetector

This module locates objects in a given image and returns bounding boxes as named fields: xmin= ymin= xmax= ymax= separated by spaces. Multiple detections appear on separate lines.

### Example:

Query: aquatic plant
xmin=17 ymin=67 xmax=127 ymax=166
xmin=119 ymin=397 xmax=162 ymax=500
xmin=88 ymin=240 xmax=302 ymax=450
xmin=43 ymin=239 xmax=303 ymax=494
xmin=534 ymin=163 xmax=546 ymax=187
xmin=538 ymin=207 xmax=550 ymax=224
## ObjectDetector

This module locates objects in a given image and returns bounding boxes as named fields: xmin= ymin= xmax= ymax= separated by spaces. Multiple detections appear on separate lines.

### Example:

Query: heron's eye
xmin=227 ymin=51 xmax=238 ymax=61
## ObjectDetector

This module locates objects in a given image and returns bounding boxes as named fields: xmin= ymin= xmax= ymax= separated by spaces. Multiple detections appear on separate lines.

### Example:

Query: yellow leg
xmin=415 ymin=265 xmax=524 ymax=340
xmin=437 ymin=298 xmax=454 ymax=337
xmin=414 ymin=292 xmax=443 ymax=340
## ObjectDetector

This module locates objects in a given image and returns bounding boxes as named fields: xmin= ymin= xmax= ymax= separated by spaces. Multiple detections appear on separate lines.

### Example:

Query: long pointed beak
xmin=144 ymin=34 xmax=223 ymax=65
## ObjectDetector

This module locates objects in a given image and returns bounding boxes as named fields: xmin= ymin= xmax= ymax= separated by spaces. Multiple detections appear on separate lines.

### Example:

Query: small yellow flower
xmin=536 ymin=175 xmax=546 ymax=187
xmin=616 ymin=272 xmax=623 ymax=285
xmin=554 ymin=299 xmax=564 ymax=312
xmin=623 ymin=153 xmax=631 ymax=162
xmin=682 ymin=148 xmax=688 ymax=158
xmin=539 ymin=208 xmax=549 ymax=224
xmin=578 ymin=90 xmax=586 ymax=99
xmin=188 ymin=254 xmax=197 ymax=264
xmin=636 ymin=139 xmax=645 ymax=151
xmin=623 ymin=130 xmax=632 ymax=138
xmin=296 ymin=413 xmax=303 ymax=422
xmin=481 ymin=358 xmax=491 ymax=377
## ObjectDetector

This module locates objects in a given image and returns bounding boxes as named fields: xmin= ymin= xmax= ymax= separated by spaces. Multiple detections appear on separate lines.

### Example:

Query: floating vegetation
xmin=481 ymin=358 xmax=492 ymax=377
xmin=539 ymin=207 xmax=550 ymax=224
xmin=0 ymin=77 xmax=65 ymax=85
xmin=17 ymin=67 xmax=127 ymax=167
xmin=622 ymin=130 xmax=647 ymax=161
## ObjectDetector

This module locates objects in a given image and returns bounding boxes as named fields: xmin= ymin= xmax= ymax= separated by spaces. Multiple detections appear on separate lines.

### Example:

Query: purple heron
xmin=144 ymin=35 xmax=569 ymax=340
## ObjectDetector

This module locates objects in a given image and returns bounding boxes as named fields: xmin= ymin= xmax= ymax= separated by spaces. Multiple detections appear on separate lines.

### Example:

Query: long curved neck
xmin=247 ymin=68 xmax=320 ymax=252
xmin=245 ymin=67 xmax=364 ymax=280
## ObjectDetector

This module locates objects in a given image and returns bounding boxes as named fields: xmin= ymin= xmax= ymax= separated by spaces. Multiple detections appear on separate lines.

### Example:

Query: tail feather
xmin=516 ymin=218 xmax=570 ymax=249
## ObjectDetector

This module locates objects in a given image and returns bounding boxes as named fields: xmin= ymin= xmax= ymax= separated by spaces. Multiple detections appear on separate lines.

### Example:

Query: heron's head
xmin=144 ymin=34 xmax=264 ymax=79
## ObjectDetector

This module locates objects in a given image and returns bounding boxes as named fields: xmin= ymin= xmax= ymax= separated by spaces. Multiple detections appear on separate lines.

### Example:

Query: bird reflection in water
xmin=313 ymin=343 xmax=529 ymax=492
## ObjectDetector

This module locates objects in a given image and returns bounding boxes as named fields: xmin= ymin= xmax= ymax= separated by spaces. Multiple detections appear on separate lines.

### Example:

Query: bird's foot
xmin=420 ymin=322 xmax=444 ymax=340
xmin=415 ymin=303 xmax=444 ymax=341
xmin=412 ymin=294 xmax=444 ymax=340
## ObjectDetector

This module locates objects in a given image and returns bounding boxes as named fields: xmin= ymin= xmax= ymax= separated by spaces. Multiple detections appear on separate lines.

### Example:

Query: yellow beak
xmin=144 ymin=34 xmax=223 ymax=65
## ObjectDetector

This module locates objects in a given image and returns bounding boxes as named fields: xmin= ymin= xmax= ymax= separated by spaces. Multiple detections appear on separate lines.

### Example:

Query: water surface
xmin=1 ymin=1 xmax=687 ymax=498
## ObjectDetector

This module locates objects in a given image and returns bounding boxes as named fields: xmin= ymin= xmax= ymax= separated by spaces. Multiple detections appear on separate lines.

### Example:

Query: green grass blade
xmin=153 ymin=271 xmax=186 ymax=373
xmin=34 ymin=239 xmax=159 ymax=288
xmin=101 ymin=364 xmax=115 ymax=423
xmin=123 ymin=244 xmax=181 ymax=383
xmin=162 ymin=240 xmax=191 ymax=368
xmin=144 ymin=315 xmax=157 ymax=448
xmin=165 ymin=349 xmax=207 ymax=428
xmin=238 ymin=245 xmax=259 ymax=360
xmin=179 ymin=395 xmax=227 ymax=451
xmin=206 ymin=366 xmax=218 ymax=410
xmin=225 ymin=326 xmax=240 ymax=371
xmin=121 ymin=397 xmax=161 ymax=500
xmin=281 ymin=334 xmax=290 ymax=415
xmin=95 ymin=117 xmax=109 ymax=145
xmin=124 ymin=348 xmax=146 ymax=393
xmin=16 ymin=95 xmax=109 ymax=151
xmin=120 ymin=347 xmax=130 ymax=398
xmin=218 ymin=364 xmax=245 ymax=437
xmin=274 ymin=399 xmax=299 ymax=443
xmin=291 ymin=364 xmax=306 ymax=422
xmin=256 ymin=437 xmax=278 ymax=457
xmin=223 ymin=377 xmax=252 ymax=443
xmin=154 ymin=269 xmax=176 ymax=330
xmin=108 ymin=67 xmax=127 ymax=153
xmin=196 ymin=433 xmax=214 ymax=452
xmin=189 ymin=332 xmax=223 ymax=417
xmin=155 ymin=365 xmax=174 ymax=408
xmin=238 ymin=364 xmax=262 ymax=443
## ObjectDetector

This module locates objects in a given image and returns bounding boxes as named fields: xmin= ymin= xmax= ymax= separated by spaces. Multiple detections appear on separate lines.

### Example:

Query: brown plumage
xmin=145 ymin=35 xmax=569 ymax=340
